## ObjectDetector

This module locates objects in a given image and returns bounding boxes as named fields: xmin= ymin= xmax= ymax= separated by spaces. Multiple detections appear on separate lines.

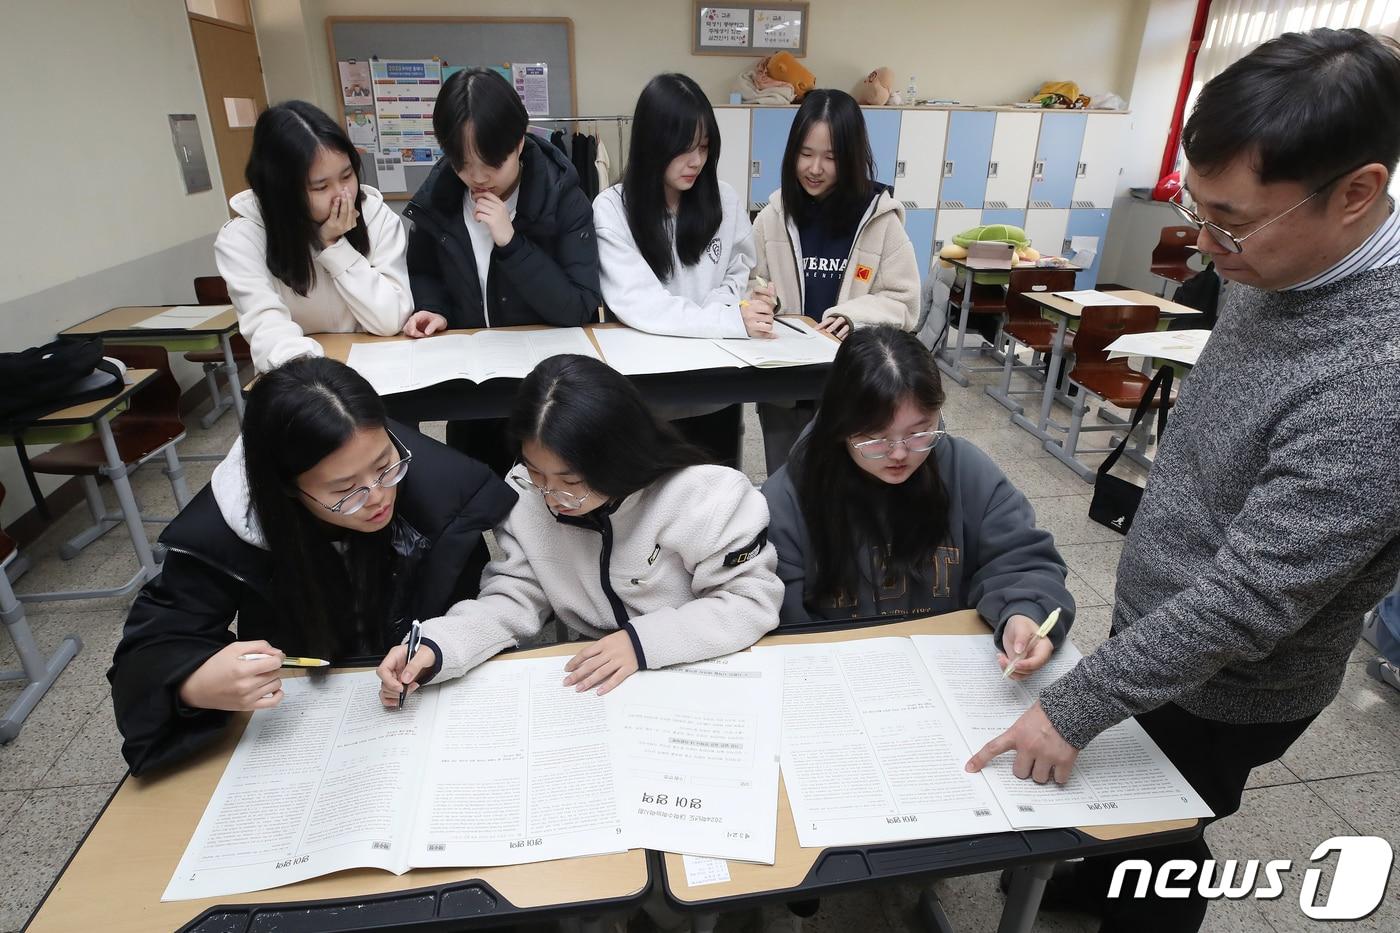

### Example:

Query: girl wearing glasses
xmin=377 ymin=354 xmax=782 ymax=703
xmin=109 ymin=357 xmax=516 ymax=775
xmin=762 ymin=326 xmax=1074 ymax=678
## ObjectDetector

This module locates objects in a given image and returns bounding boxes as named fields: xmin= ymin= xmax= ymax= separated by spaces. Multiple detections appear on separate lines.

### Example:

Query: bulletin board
xmin=326 ymin=16 xmax=578 ymax=199
xmin=692 ymin=2 xmax=809 ymax=57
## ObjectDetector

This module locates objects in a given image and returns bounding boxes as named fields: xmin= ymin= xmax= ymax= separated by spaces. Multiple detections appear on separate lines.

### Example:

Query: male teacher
xmin=967 ymin=27 xmax=1400 ymax=932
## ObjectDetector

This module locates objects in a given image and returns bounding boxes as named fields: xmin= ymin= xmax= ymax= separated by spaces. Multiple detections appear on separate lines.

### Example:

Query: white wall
xmin=0 ymin=0 xmax=229 ymax=527
xmin=257 ymin=0 xmax=1150 ymax=116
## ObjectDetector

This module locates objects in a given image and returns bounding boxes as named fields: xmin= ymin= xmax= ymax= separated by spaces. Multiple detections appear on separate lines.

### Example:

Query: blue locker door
xmin=749 ymin=108 xmax=797 ymax=209
xmin=1066 ymin=209 xmax=1111 ymax=288
xmin=939 ymin=111 xmax=996 ymax=210
xmin=980 ymin=209 xmax=1026 ymax=230
xmin=1029 ymin=112 xmax=1087 ymax=209
xmin=904 ymin=208 xmax=936 ymax=284
xmin=862 ymin=108 xmax=902 ymax=188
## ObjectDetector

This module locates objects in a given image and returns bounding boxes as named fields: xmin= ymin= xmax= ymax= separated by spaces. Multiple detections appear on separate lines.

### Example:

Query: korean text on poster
xmin=371 ymin=58 xmax=443 ymax=164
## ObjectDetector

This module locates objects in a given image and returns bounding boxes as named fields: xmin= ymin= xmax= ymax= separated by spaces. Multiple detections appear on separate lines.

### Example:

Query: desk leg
xmin=917 ymin=886 xmax=956 ymax=933
xmin=936 ymin=277 xmax=974 ymax=388
xmin=1011 ymin=317 xmax=1067 ymax=441
xmin=97 ymin=420 xmax=159 ymax=583
xmin=220 ymin=333 xmax=246 ymax=424
xmin=997 ymin=861 xmax=1054 ymax=933
xmin=0 ymin=564 xmax=81 ymax=743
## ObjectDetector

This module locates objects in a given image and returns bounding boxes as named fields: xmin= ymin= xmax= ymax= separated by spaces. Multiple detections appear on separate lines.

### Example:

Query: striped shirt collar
xmin=1285 ymin=199 xmax=1400 ymax=291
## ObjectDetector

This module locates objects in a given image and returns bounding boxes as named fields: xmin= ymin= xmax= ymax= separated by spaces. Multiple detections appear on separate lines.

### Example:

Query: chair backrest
xmin=104 ymin=344 xmax=182 ymax=422
xmin=1070 ymin=304 xmax=1161 ymax=371
xmin=1006 ymin=268 xmax=1078 ymax=324
xmin=193 ymin=275 xmax=230 ymax=305
xmin=1151 ymin=226 xmax=1196 ymax=265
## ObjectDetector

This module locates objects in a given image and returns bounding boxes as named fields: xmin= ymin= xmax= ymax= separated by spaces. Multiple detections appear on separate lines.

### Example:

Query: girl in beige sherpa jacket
xmin=376 ymin=355 xmax=782 ymax=702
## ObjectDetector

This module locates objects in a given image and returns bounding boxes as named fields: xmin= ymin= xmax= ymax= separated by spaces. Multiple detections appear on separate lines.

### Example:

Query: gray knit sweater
xmin=1040 ymin=265 xmax=1400 ymax=749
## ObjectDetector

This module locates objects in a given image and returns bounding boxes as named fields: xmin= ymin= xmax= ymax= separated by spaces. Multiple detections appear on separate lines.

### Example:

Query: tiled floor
xmin=2 ymin=355 xmax=1397 ymax=932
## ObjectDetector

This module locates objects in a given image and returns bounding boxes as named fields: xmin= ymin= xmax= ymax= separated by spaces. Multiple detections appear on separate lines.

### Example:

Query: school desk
xmin=659 ymin=611 xmax=1202 ymax=933
xmin=1000 ymin=289 xmax=1199 ymax=475
xmin=61 ymin=305 xmax=246 ymax=423
xmin=937 ymin=259 xmax=1083 ymax=388
xmin=316 ymin=323 xmax=836 ymax=424
xmin=25 ymin=639 xmax=652 ymax=933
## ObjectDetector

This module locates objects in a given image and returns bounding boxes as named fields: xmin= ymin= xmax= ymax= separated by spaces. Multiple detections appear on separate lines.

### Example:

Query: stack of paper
xmin=130 ymin=305 xmax=233 ymax=329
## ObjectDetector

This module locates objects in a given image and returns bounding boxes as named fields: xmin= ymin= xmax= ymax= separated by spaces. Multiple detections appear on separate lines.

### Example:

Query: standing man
xmin=967 ymin=27 xmax=1400 ymax=932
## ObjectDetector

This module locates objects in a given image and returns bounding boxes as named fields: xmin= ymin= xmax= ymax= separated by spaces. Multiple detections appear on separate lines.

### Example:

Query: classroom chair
xmin=186 ymin=275 xmax=250 ymax=428
xmin=25 ymin=344 xmax=192 ymax=575
xmin=987 ymin=269 xmax=1078 ymax=414
xmin=1149 ymin=225 xmax=1199 ymax=297
xmin=0 ymin=482 xmax=82 ymax=742
xmin=1049 ymin=304 xmax=1171 ymax=481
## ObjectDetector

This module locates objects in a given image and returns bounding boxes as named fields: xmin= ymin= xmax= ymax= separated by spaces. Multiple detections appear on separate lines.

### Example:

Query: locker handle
xmin=895 ymin=160 xmax=906 ymax=178
xmin=1033 ymin=160 xmax=1046 ymax=180
xmin=751 ymin=160 xmax=761 ymax=177
xmin=943 ymin=160 xmax=954 ymax=177
xmin=987 ymin=161 xmax=999 ymax=179
xmin=1076 ymin=162 xmax=1088 ymax=178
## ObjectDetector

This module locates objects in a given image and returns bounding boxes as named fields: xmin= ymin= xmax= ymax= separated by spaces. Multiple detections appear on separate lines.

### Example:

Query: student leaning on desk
xmin=377 ymin=354 xmax=784 ymax=704
xmin=108 ymin=358 xmax=516 ymax=775
xmin=763 ymin=326 xmax=1075 ymax=678
xmin=215 ymin=102 xmax=423 ymax=373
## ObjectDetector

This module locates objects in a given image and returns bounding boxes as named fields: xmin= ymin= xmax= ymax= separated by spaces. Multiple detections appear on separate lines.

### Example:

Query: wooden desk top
xmin=23 ymin=369 xmax=158 ymax=428
xmin=663 ymin=610 xmax=1198 ymax=904
xmin=27 ymin=639 xmax=648 ymax=933
xmin=1025 ymin=288 xmax=1200 ymax=320
xmin=61 ymin=305 xmax=239 ymax=337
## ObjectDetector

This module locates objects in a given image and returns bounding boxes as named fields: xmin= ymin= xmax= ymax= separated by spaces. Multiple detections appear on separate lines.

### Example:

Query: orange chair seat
xmin=28 ymin=418 xmax=186 ymax=477
xmin=1070 ymin=365 xmax=1174 ymax=410
xmin=1003 ymin=320 xmax=1059 ymax=353
xmin=0 ymin=529 xmax=14 ymax=565
xmin=1150 ymin=261 xmax=1195 ymax=284
xmin=951 ymin=282 xmax=1008 ymax=312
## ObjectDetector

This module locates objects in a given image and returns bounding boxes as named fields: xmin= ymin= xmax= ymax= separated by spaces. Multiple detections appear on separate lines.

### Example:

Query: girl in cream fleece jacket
xmin=215 ymin=101 xmax=415 ymax=371
xmin=377 ymin=354 xmax=782 ymax=701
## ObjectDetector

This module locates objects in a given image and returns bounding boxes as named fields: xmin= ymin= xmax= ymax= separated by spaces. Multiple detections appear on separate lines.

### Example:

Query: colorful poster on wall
xmin=753 ymin=9 xmax=802 ymax=49
xmin=511 ymin=62 xmax=549 ymax=116
xmin=699 ymin=7 xmax=751 ymax=47
xmin=371 ymin=58 xmax=443 ymax=163
xmin=338 ymin=60 xmax=372 ymax=105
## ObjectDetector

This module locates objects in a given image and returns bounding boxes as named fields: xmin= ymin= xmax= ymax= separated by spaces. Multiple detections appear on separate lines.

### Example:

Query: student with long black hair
xmin=763 ymin=326 xmax=1073 ymax=674
xmin=216 ymin=101 xmax=416 ymax=372
xmin=377 ymin=354 xmax=782 ymax=703
xmin=404 ymin=67 xmax=603 ymax=473
xmin=593 ymin=72 xmax=769 ymax=466
xmin=751 ymin=89 xmax=921 ymax=472
xmin=108 ymin=358 xmax=516 ymax=775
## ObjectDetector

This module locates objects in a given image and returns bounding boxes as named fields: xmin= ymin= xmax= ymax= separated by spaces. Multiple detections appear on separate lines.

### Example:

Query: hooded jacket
xmin=403 ymin=134 xmax=602 ymax=328
xmin=761 ymin=433 xmax=1074 ymax=650
xmin=750 ymin=188 xmax=919 ymax=331
xmin=107 ymin=421 xmax=516 ymax=776
xmin=215 ymin=185 xmax=413 ymax=371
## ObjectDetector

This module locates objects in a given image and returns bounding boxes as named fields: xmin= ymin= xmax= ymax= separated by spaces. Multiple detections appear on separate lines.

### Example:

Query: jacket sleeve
xmin=216 ymin=220 xmax=323 ymax=371
xmin=106 ymin=553 xmax=242 ymax=776
xmin=406 ymin=214 xmax=454 ymax=319
xmin=964 ymin=472 xmax=1075 ymax=653
xmin=314 ymin=196 xmax=413 ymax=336
xmin=747 ymin=207 xmax=771 ymax=294
xmin=829 ymin=219 xmax=920 ymax=330
xmin=699 ymin=205 xmax=757 ymax=311
xmin=626 ymin=472 xmax=782 ymax=669
xmin=761 ymin=469 xmax=814 ymax=625
xmin=418 ymin=512 xmax=554 ymax=683
xmin=594 ymin=192 xmax=749 ymax=339
xmin=1039 ymin=366 xmax=1400 ymax=749
xmin=494 ymin=186 xmax=602 ymax=325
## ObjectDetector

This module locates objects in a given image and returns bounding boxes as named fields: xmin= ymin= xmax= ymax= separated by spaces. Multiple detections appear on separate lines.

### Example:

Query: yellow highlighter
xmin=1002 ymin=608 xmax=1061 ymax=679
xmin=239 ymin=653 xmax=330 ymax=669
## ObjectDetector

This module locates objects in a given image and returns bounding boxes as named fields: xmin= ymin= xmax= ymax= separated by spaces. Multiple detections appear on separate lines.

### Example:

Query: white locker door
xmin=983 ymin=112 xmax=1040 ymax=211
xmin=1072 ymin=114 xmax=1127 ymax=209
xmin=894 ymin=110 xmax=950 ymax=210
xmin=1023 ymin=209 xmax=1071 ymax=259
xmin=934 ymin=208 xmax=982 ymax=254
xmin=713 ymin=107 xmax=752 ymax=208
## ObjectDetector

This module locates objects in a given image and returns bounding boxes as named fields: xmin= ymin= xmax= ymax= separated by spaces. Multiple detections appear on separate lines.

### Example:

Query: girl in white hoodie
xmin=377 ymin=354 xmax=783 ymax=702
xmin=593 ymin=73 xmax=772 ymax=466
xmin=215 ymin=101 xmax=429 ymax=371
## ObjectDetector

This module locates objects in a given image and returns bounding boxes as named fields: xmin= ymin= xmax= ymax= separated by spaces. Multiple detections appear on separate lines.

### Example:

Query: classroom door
xmin=188 ymin=13 xmax=268 ymax=205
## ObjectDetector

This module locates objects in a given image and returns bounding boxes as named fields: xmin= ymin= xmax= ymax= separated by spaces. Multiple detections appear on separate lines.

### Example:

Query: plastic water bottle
xmin=906 ymin=75 xmax=918 ymax=105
